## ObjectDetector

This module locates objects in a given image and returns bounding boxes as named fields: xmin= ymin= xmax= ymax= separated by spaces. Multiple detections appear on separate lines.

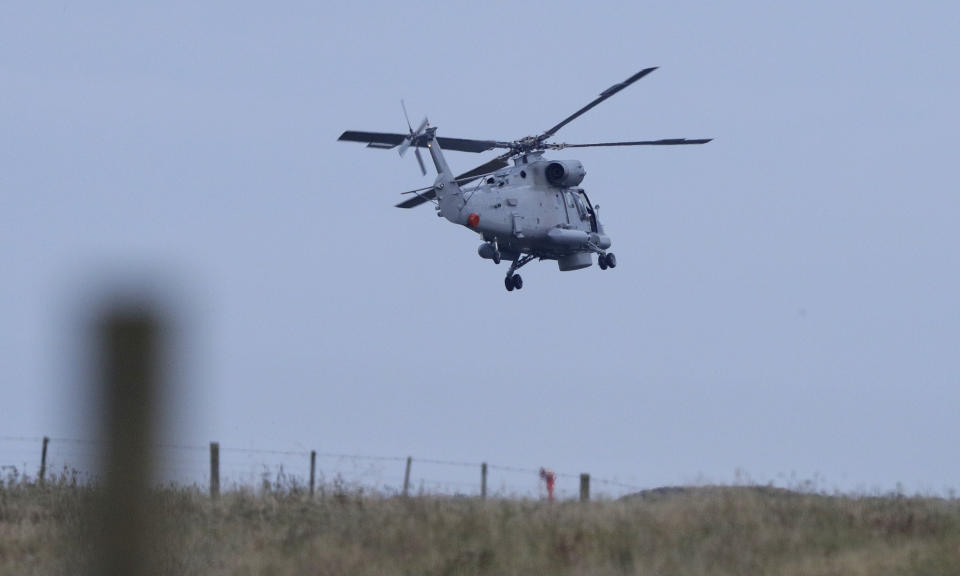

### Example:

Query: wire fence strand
xmin=0 ymin=435 xmax=644 ymax=496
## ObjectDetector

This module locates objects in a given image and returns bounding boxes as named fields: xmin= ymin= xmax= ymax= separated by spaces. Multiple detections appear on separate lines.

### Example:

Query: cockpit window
xmin=574 ymin=192 xmax=591 ymax=220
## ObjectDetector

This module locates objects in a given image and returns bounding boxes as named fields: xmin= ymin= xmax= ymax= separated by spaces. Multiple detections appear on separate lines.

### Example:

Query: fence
xmin=0 ymin=435 xmax=643 ymax=500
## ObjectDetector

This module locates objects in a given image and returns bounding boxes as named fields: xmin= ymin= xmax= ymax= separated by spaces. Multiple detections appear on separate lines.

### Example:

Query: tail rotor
xmin=399 ymin=100 xmax=429 ymax=175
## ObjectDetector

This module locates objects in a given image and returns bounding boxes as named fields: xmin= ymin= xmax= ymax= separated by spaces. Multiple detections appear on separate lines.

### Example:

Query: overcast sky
xmin=2 ymin=1 xmax=959 ymax=496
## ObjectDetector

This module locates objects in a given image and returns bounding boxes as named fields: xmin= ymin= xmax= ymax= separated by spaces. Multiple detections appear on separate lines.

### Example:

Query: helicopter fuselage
xmin=436 ymin=152 xmax=612 ymax=271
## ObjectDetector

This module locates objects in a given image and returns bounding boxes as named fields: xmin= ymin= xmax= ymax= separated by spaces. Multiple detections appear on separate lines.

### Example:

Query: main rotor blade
xmin=396 ymin=188 xmax=437 ymax=209
xmin=340 ymin=130 xmax=407 ymax=147
xmin=454 ymin=153 xmax=512 ymax=185
xmin=435 ymin=136 xmax=510 ymax=153
xmin=538 ymin=67 xmax=658 ymax=141
xmin=555 ymin=138 xmax=713 ymax=148
xmin=339 ymin=131 xmax=508 ymax=153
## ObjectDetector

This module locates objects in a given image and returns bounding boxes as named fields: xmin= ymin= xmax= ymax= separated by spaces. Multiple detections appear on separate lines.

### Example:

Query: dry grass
xmin=2 ymin=471 xmax=959 ymax=575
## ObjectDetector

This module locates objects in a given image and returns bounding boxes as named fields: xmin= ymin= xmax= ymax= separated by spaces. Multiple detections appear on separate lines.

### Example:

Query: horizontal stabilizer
xmin=396 ymin=189 xmax=437 ymax=208
xmin=394 ymin=156 xmax=513 ymax=209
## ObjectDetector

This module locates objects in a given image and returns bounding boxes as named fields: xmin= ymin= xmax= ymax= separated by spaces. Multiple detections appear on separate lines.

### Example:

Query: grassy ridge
xmin=2 ymin=474 xmax=959 ymax=575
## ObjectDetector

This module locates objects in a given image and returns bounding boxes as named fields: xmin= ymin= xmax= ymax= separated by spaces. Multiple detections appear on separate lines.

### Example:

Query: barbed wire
xmin=593 ymin=477 xmax=645 ymax=491
xmin=0 ymin=435 xmax=45 ymax=443
xmin=415 ymin=456 xmax=483 ymax=468
xmin=487 ymin=463 xmax=540 ymax=475
xmin=0 ymin=435 xmax=644 ymax=494
xmin=219 ymin=446 xmax=308 ymax=457
xmin=314 ymin=451 xmax=408 ymax=463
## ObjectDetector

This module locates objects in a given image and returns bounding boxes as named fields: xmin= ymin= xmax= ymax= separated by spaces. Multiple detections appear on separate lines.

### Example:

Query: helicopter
xmin=339 ymin=67 xmax=710 ymax=291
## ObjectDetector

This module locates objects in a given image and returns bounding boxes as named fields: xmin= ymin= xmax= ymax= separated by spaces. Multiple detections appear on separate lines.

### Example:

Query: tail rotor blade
xmin=415 ymin=117 xmax=428 ymax=135
xmin=398 ymin=105 xmax=429 ymax=172
xmin=414 ymin=147 xmax=427 ymax=175
xmin=398 ymin=105 xmax=427 ymax=162
xmin=401 ymin=99 xmax=413 ymax=132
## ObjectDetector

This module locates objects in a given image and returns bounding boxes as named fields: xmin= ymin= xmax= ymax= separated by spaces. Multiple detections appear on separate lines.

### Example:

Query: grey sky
xmin=2 ymin=1 xmax=959 ymax=495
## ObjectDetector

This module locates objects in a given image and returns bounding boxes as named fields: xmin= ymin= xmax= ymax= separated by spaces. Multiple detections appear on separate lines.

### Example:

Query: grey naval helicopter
xmin=339 ymin=67 xmax=710 ymax=291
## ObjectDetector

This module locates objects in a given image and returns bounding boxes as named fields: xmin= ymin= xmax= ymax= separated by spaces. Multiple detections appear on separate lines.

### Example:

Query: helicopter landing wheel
xmin=505 ymin=274 xmax=523 ymax=291
xmin=493 ymin=251 xmax=501 ymax=265
xmin=606 ymin=253 xmax=617 ymax=269
xmin=598 ymin=254 xmax=608 ymax=270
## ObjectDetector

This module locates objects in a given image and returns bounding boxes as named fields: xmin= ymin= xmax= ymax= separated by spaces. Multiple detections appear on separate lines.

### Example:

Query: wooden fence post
xmin=481 ymin=462 xmax=488 ymax=500
xmin=580 ymin=473 xmax=590 ymax=502
xmin=403 ymin=456 xmax=412 ymax=497
xmin=95 ymin=308 xmax=161 ymax=576
xmin=210 ymin=442 xmax=220 ymax=499
xmin=39 ymin=436 xmax=49 ymax=483
xmin=309 ymin=450 xmax=316 ymax=497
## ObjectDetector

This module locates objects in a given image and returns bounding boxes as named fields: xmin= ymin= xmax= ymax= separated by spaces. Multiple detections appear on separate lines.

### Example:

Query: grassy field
xmin=2 ymin=472 xmax=959 ymax=575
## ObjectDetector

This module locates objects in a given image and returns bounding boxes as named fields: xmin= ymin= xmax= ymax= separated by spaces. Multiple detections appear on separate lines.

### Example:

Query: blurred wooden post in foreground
xmin=39 ymin=436 xmax=49 ymax=483
xmin=481 ymin=462 xmax=487 ymax=500
xmin=309 ymin=450 xmax=316 ymax=497
xmin=210 ymin=442 xmax=220 ymax=499
xmin=580 ymin=473 xmax=590 ymax=502
xmin=403 ymin=456 xmax=412 ymax=497
xmin=95 ymin=308 xmax=161 ymax=576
